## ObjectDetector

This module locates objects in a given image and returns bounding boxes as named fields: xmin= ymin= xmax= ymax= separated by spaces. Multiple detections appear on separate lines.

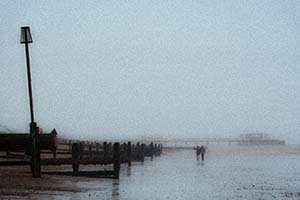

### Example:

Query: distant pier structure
xmin=237 ymin=133 xmax=285 ymax=146
xmin=147 ymin=133 xmax=285 ymax=148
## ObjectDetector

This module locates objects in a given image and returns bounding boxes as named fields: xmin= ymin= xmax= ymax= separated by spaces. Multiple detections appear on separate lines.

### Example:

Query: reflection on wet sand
xmin=127 ymin=166 xmax=131 ymax=176
xmin=112 ymin=179 xmax=119 ymax=200
xmin=196 ymin=160 xmax=204 ymax=166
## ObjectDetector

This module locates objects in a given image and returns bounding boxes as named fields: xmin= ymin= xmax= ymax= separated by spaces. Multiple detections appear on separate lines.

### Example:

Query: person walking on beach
xmin=199 ymin=145 xmax=206 ymax=161
xmin=194 ymin=145 xmax=206 ymax=161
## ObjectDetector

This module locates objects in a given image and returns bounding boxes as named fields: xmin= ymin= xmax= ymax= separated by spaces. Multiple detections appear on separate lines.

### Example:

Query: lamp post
xmin=20 ymin=26 xmax=40 ymax=177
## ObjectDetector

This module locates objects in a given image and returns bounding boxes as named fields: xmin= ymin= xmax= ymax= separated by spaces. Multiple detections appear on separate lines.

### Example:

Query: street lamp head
xmin=20 ymin=26 xmax=33 ymax=44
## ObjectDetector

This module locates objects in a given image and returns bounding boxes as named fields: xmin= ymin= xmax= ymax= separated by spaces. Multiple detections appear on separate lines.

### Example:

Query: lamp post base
xmin=30 ymin=122 xmax=40 ymax=178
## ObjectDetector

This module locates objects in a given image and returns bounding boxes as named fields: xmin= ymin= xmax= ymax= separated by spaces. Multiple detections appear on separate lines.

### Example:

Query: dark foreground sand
xmin=0 ymin=165 xmax=111 ymax=199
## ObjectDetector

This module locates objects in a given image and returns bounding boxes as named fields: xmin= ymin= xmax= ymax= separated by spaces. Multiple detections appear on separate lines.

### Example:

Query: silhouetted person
xmin=194 ymin=145 xmax=206 ymax=161
xmin=199 ymin=145 xmax=206 ymax=161
xmin=194 ymin=146 xmax=200 ymax=160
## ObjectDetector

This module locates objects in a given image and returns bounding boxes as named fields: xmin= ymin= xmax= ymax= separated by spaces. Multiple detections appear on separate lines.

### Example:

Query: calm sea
xmin=28 ymin=145 xmax=300 ymax=200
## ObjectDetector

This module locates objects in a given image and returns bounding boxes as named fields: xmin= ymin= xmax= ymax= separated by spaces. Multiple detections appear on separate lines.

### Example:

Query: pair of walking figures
xmin=194 ymin=145 xmax=206 ymax=161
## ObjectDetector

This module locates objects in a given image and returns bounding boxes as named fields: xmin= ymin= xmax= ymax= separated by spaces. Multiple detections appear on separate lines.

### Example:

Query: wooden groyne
xmin=0 ymin=129 xmax=57 ymax=152
xmin=0 ymin=133 xmax=163 ymax=179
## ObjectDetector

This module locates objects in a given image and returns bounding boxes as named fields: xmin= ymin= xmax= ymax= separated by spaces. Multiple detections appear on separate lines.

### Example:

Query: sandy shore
xmin=0 ymin=165 xmax=112 ymax=199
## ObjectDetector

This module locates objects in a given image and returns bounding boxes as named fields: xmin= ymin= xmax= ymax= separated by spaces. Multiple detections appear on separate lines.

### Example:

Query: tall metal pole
xmin=23 ymin=27 xmax=40 ymax=178
xmin=24 ymin=34 xmax=35 ymax=125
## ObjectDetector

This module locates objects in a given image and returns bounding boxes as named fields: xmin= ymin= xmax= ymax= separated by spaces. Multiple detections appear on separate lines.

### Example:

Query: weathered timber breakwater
xmin=0 ymin=130 xmax=163 ymax=180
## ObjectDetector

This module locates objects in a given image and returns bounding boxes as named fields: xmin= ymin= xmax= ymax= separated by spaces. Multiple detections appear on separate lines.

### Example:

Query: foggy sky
xmin=1 ymin=1 xmax=300 ymax=143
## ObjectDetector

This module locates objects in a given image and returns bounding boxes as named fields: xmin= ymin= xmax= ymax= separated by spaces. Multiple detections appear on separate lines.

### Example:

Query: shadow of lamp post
xmin=20 ymin=26 xmax=41 ymax=178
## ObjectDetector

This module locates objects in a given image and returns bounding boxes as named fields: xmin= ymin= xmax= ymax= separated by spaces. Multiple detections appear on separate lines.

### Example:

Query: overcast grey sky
xmin=1 ymin=1 xmax=300 ymax=142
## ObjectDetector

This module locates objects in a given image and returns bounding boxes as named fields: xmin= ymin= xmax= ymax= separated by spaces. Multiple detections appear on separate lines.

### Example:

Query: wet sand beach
xmin=1 ymin=145 xmax=300 ymax=200
xmin=0 ymin=165 xmax=110 ymax=198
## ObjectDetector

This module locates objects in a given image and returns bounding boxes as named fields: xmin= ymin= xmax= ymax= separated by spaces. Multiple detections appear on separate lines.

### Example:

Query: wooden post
xmin=89 ymin=144 xmax=92 ymax=158
xmin=122 ymin=142 xmax=127 ymax=163
xmin=53 ymin=149 xmax=57 ymax=158
xmin=136 ymin=142 xmax=140 ymax=160
xmin=108 ymin=143 xmax=112 ymax=152
xmin=150 ymin=142 xmax=154 ymax=158
xmin=96 ymin=143 xmax=99 ymax=153
xmin=113 ymin=142 xmax=120 ymax=179
xmin=127 ymin=141 xmax=131 ymax=167
xmin=79 ymin=142 xmax=84 ymax=160
xmin=69 ymin=140 xmax=71 ymax=151
xmin=158 ymin=144 xmax=161 ymax=155
xmin=72 ymin=143 xmax=80 ymax=173
xmin=154 ymin=144 xmax=157 ymax=156
xmin=123 ymin=142 xmax=127 ymax=152
xmin=103 ymin=142 xmax=107 ymax=163
xmin=141 ymin=143 xmax=145 ymax=162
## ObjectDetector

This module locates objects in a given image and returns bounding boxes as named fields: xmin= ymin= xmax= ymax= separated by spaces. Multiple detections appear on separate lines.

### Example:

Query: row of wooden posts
xmin=0 ymin=131 xmax=163 ymax=179
xmin=56 ymin=141 xmax=163 ymax=179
